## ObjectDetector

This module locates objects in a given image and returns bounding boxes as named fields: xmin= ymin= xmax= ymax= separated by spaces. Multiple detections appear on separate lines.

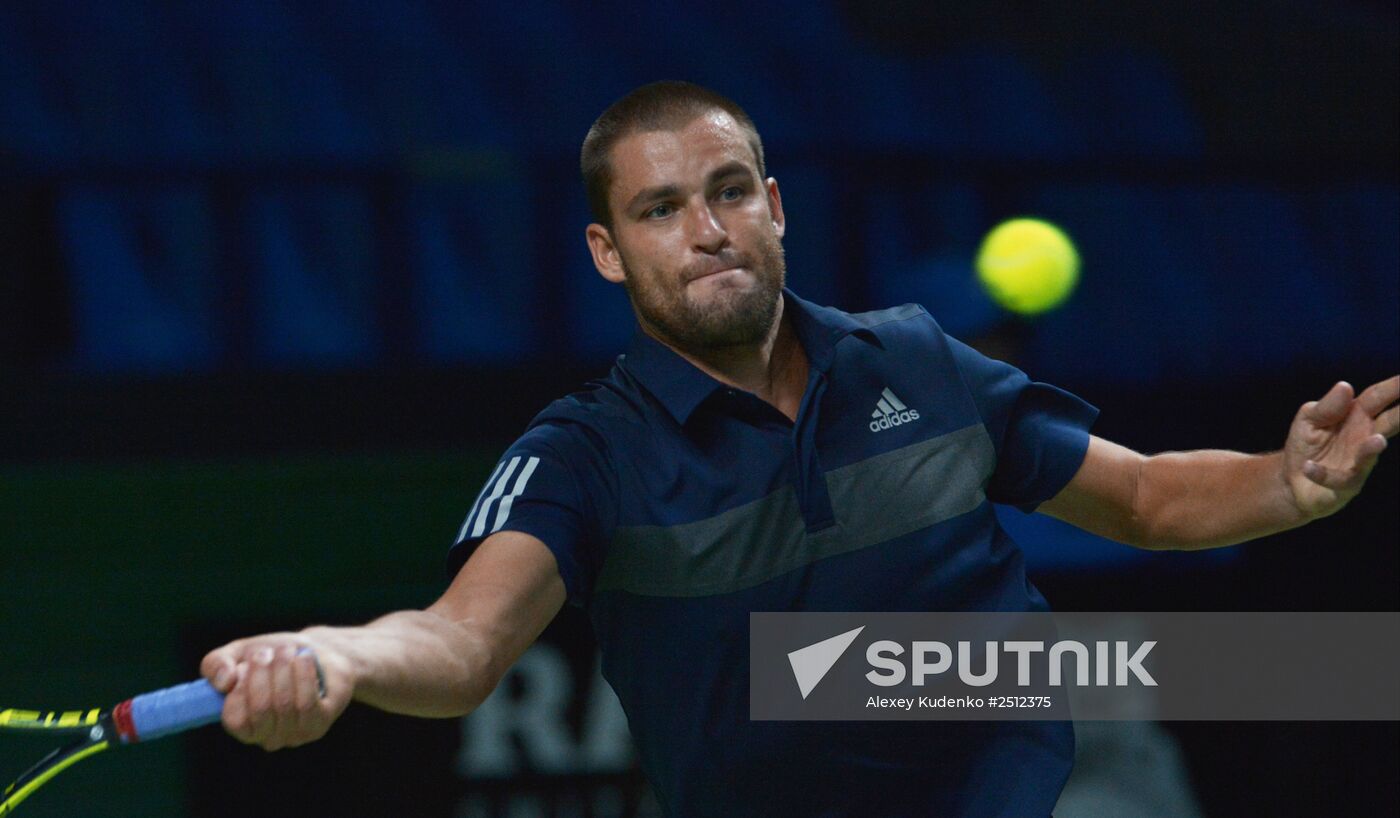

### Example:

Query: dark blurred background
xmin=0 ymin=1 xmax=1396 ymax=816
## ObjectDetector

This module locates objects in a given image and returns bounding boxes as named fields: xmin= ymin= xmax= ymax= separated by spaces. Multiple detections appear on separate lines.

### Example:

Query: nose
xmin=687 ymin=201 xmax=728 ymax=254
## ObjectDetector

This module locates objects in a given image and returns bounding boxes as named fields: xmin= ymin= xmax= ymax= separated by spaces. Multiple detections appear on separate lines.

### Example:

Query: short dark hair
xmin=580 ymin=81 xmax=766 ymax=230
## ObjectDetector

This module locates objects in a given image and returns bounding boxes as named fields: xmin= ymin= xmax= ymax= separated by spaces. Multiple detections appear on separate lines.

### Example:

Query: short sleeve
xmin=447 ymin=423 xmax=609 ymax=608
xmin=945 ymin=334 xmax=1100 ymax=513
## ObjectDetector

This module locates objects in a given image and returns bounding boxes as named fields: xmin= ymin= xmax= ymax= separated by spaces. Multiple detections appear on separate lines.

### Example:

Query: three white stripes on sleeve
xmin=457 ymin=455 xmax=541 ymax=543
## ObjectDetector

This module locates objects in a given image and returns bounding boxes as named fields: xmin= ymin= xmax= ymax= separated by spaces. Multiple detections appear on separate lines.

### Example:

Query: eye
xmin=718 ymin=185 xmax=744 ymax=202
xmin=645 ymin=203 xmax=674 ymax=219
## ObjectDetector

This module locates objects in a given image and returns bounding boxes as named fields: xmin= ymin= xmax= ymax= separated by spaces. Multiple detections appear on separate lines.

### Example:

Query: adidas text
xmin=870 ymin=409 xmax=919 ymax=433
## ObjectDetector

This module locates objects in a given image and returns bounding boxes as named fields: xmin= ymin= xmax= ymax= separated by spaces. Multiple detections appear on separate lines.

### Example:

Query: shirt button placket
xmin=792 ymin=375 xmax=836 ymax=532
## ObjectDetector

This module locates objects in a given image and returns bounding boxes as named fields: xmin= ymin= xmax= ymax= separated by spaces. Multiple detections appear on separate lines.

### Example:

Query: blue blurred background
xmin=0 ymin=1 xmax=1396 ymax=816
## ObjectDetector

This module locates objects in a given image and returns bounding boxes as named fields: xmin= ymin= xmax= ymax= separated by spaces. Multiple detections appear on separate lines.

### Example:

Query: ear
xmin=765 ymin=177 xmax=786 ymax=240
xmin=585 ymin=223 xmax=626 ymax=284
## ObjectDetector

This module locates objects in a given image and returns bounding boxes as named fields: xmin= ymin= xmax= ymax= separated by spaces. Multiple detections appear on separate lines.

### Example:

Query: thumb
xmin=201 ymin=640 xmax=247 ymax=693
xmin=1304 ymin=381 xmax=1354 ymax=426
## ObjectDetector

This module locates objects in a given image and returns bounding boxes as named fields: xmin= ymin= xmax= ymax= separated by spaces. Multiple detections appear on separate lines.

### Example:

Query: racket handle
xmin=121 ymin=680 xmax=224 ymax=743
xmin=115 ymin=650 xmax=325 ymax=743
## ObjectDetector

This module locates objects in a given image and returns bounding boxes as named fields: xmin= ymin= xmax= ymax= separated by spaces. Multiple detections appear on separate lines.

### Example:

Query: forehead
xmin=609 ymin=111 xmax=757 ymax=197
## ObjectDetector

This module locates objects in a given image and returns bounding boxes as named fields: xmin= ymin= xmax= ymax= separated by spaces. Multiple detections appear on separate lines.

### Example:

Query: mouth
xmin=688 ymin=265 xmax=747 ymax=284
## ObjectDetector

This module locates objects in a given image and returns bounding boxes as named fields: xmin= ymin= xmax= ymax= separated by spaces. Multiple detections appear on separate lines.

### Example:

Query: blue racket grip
xmin=120 ymin=648 xmax=326 ymax=743
xmin=125 ymin=679 xmax=225 ymax=743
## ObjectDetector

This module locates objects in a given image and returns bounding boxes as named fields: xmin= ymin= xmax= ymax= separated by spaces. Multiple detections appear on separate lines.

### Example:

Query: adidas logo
xmin=869 ymin=387 xmax=920 ymax=433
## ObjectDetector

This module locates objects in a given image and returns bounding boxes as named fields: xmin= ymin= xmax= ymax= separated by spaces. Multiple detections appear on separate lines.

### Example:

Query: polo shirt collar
xmin=622 ymin=288 xmax=886 ymax=425
xmin=782 ymin=288 xmax=885 ymax=371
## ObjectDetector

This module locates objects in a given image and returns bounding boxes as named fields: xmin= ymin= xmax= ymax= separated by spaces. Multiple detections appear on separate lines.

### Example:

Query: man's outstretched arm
xmin=1039 ymin=376 xmax=1399 ymax=551
xmin=200 ymin=530 xmax=566 ymax=751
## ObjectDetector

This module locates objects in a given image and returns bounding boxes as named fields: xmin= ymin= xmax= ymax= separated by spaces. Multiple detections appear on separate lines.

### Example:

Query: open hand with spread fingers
xmin=1282 ymin=376 xmax=1399 ymax=520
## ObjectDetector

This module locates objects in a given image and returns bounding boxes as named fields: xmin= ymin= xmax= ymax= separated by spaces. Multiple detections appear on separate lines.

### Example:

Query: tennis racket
xmin=0 ymin=653 xmax=324 ymax=815
xmin=0 ymin=678 xmax=223 ymax=815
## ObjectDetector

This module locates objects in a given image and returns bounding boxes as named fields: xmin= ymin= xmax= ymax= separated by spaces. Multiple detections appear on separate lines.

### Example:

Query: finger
xmin=296 ymin=648 xmax=328 ymax=698
xmin=1303 ymin=445 xmax=1383 ymax=492
xmin=293 ymin=650 xmax=319 ymax=707
xmin=1302 ymin=460 xmax=1344 ymax=489
xmin=1377 ymin=405 xmax=1399 ymax=439
xmin=244 ymin=646 xmax=278 ymax=748
xmin=1305 ymin=381 xmax=1354 ymax=426
xmin=1348 ymin=438 xmax=1387 ymax=488
xmin=1358 ymin=433 xmax=1388 ymax=460
xmin=1356 ymin=375 xmax=1400 ymax=418
xmin=267 ymin=647 xmax=298 ymax=750
xmin=290 ymin=650 xmax=320 ymax=744
xmin=223 ymin=663 xmax=252 ymax=741
xmin=201 ymin=640 xmax=248 ymax=693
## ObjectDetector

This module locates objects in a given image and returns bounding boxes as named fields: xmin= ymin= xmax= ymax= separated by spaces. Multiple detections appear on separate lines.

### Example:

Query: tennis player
xmin=202 ymin=81 xmax=1399 ymax=817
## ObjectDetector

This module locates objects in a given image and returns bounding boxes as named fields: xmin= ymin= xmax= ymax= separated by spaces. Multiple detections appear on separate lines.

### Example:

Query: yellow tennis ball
xmin=975 ymin=218 xmax=1080 ymax=315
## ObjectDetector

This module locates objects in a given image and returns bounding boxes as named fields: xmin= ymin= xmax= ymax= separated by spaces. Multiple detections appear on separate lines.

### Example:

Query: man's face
xmin=586 ymin=111 xmax=787 ymax=352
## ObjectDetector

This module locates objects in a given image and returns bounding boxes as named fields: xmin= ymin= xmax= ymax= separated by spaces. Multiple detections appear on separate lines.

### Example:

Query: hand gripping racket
xmin=0 ymin=653 xmax=325 ymax=815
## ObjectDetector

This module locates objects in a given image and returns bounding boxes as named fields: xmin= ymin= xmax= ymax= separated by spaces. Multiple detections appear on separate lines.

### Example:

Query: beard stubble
xmin=620 ymin=230 xmax=787 ymax=354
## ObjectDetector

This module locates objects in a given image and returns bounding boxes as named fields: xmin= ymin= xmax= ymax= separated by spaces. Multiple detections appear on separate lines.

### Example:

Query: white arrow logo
xmin=787 ymin=626 xmax=865 ymax=700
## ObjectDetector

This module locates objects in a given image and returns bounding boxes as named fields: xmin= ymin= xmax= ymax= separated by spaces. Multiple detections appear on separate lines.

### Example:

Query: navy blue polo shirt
xmin=450 ymin=290 xmax=1098 ymax=818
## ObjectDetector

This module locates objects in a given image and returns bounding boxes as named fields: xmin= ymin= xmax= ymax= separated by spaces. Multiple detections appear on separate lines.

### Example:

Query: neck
xmin=645 ymin=297 xmax=810 ymax=421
